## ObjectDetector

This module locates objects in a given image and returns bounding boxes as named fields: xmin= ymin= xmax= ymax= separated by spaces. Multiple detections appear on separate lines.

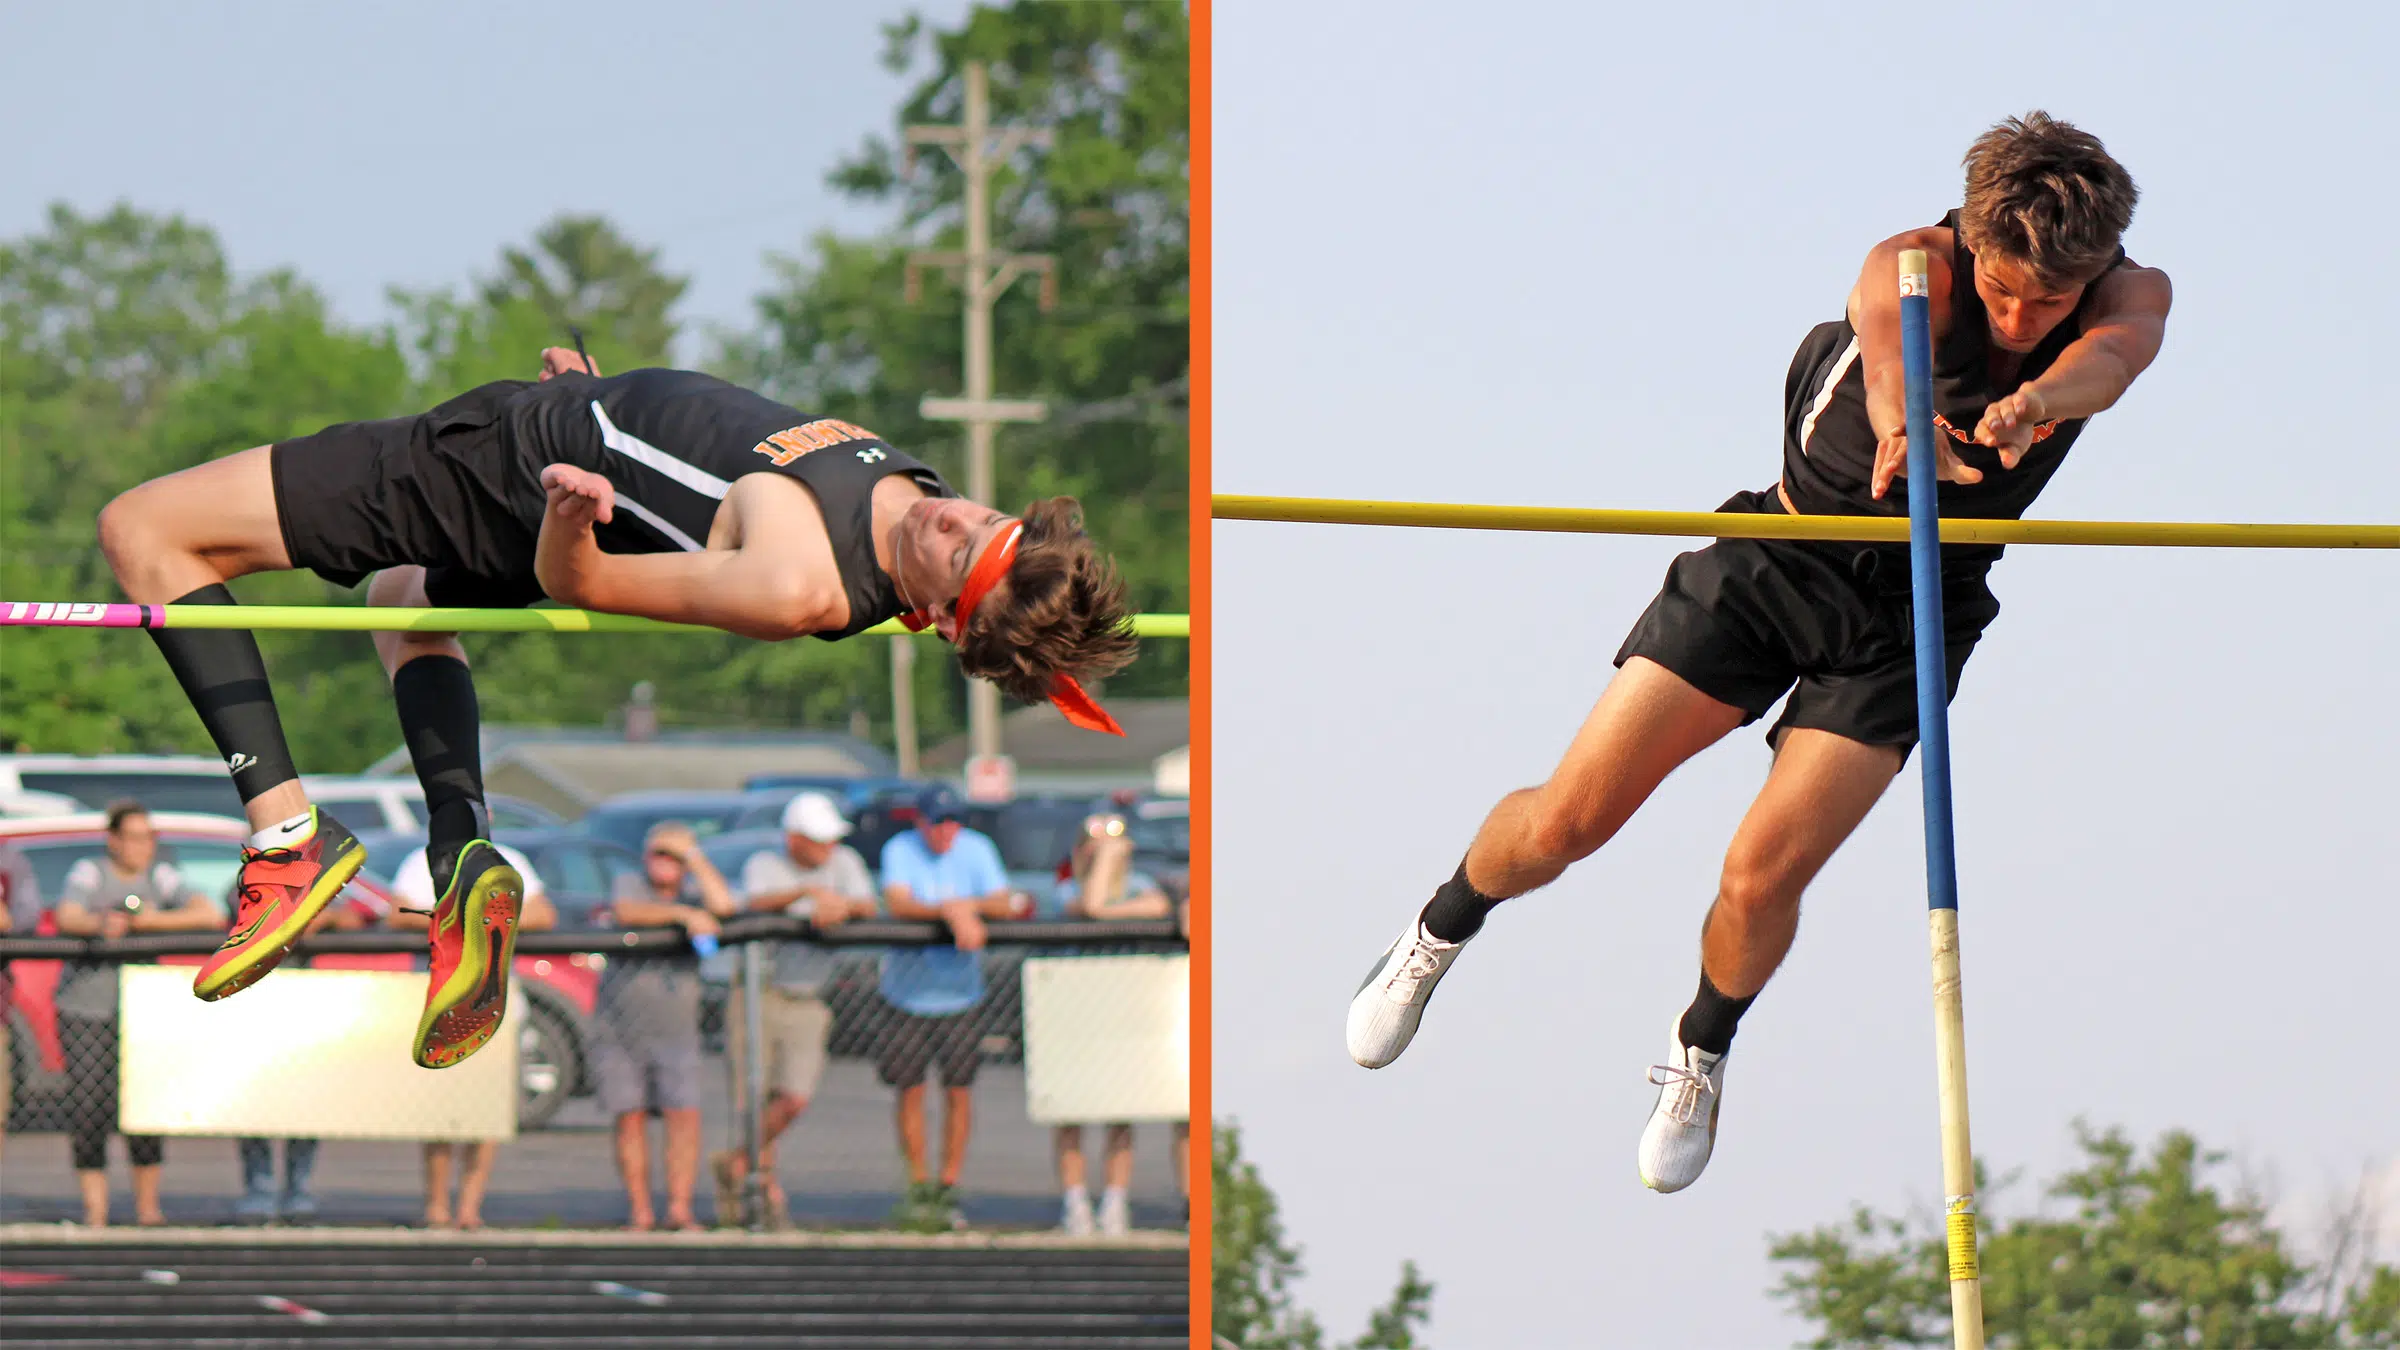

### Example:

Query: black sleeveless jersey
xmin=497 ymin=368 xmax=953 ymax=640
xmin=1779 ymin=210 xmax=2125 ymax=564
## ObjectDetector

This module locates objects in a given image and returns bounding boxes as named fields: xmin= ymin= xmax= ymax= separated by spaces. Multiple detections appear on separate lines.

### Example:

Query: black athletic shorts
xmin=874 ymin=1010 xmax=985 ymax=1090
xmin=269 ymin=380 xmax=550 ymax=608
xmin=1614 ymin=487 xmax=2002 ymax=757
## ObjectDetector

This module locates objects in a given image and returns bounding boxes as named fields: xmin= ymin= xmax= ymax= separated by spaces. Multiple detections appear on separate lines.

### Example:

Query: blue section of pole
xmin=1899 ymin=262 xmax=1963 ymax=915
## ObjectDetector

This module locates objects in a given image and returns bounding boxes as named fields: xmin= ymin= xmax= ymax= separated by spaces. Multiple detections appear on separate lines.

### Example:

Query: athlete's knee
xmin=368 ymin=568 xmax=465 ymax=673
xmin=96 ymin=486 xmax=164 ymax=578
xmin=1520 ymin=783 xmax=1613 ymax=864
xmin=1716 ymin=843 xmax=1804 ymax=918
xmin=366 ymin=567 xmax=426 ymax=608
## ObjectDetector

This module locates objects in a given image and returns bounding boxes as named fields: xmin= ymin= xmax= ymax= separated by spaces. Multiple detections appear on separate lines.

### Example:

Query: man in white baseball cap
xmin=712 ymin=792 xmax=876 ymax=1227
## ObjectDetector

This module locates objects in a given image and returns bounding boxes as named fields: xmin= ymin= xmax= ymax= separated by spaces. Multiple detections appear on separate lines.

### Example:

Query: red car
xmin=0 ymin=812 xmax=598 ymax=1130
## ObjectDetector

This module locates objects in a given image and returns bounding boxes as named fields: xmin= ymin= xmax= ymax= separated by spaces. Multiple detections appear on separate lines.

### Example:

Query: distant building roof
xmin=923 ymin=698 xmax=1188 ymax=794
xmin=365 ymin=726 xmax=897 ymax=819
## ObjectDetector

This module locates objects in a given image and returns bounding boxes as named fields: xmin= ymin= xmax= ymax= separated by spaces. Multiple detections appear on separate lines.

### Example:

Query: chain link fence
xmin=0 ymin=913 xmax=1188 ymax=1237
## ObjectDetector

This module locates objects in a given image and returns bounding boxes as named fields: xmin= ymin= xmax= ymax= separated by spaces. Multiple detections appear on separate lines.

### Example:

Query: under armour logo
xmin=855 ymin=446 xmax=887 ymax=464
xmin=226 ymin=752 xmax=257 ymax=774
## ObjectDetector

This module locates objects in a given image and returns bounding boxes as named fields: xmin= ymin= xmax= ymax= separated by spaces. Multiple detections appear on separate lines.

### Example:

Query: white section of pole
xmin=1930 ymin=908 xmax=1985 ymax=1349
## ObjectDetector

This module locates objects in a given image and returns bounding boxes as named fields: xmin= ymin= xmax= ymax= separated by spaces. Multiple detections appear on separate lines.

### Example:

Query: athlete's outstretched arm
xmin=533 ymin=467 xmax=839 ymax=641
xmin=1974 ymin=263 xmax=2172 ymax=464
xmin=1848 ymin=230 xmax=1983 ymax=500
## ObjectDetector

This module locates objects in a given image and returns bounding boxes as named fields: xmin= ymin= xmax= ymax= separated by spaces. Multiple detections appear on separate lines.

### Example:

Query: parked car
xmin=0 ymin=812 xmax=400 ymax=1131
xmin=348 ymin=826 xmax=638 ymax=1128
xmin=739 ymin=774 xmax=926 ymax=814
xmin=1124 ymin=795 xmax=1191 ymax=905
xmin=300 ymin=777 xmax=563 ymax=834
xmin=0 ymin=755 xmax=244 ymax=818
xmin=1 ymin=789 xmax=86 ymax=819
xmin=570 ymin=790 xmax=795 ymax=854
xmin=0 ymin=758 xmax=561 ymax=835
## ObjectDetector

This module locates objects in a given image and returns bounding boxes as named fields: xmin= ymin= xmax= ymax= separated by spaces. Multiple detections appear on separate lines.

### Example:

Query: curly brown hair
xmin=1959 ymin=111 xmax=2138 ymax=290
xmin=955 ymin=497 xmax=1139 ymax=707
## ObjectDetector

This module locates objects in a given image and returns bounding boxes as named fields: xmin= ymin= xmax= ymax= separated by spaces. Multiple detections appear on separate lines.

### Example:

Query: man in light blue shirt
xmin=876 ymin=787 xmax=1020 ymax=1230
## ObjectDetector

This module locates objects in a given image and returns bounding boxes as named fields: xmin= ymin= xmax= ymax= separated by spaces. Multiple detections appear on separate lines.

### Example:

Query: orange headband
xmin=901 ymin=519 xmax=1125 ymax=737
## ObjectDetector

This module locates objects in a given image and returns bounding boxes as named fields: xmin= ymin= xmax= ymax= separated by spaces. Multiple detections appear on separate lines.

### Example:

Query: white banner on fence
xmin=119 ymin=966 xmax=519 ymax=1140
xmin=1019 ymin=954 xmax=1189 ymax=1125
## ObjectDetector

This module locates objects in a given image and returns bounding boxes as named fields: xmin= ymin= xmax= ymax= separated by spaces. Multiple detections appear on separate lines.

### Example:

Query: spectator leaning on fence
xmin=389 ymin=840 xmax=558 ymax=1229
xmin=0 ymin=840 xmax=43 ymax=1170
xmin=597 ymin=821 xmax=735 ymax=1232
xmin=714 ymin=791 xmax=876 ymax=1229
xmin=876 ymin=787 xmax=1021 ymax=1231
xmin=1045 ymin=812 xmax=1178 ymax=1238
xmin=48 ymin=801 xmax=227 ymax=1226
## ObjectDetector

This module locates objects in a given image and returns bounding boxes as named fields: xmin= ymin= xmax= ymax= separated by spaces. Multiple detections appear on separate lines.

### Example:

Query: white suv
xmin=0 ymin=755 xmax=244 ymax=818
xmin=300 ymin=776 xmax=563 ymax=833
xmin=0 ymin=757 xmax=561 ymax=832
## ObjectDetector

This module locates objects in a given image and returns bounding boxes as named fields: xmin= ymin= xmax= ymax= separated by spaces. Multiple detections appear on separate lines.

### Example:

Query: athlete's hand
xmin=541 ymin=463 xmax=615 ymax=529
xmin=1869 ymin=425 xmax=1982 ymax=501
xmin=1972 ymin=387 xmax=2047 ymax=468
xmin=537 ymin=347 xmax=599 ymax=381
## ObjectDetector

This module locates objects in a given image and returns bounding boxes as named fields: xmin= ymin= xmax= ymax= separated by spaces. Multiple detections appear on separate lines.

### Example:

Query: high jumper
xmin=98 ymin=351 xmax=1138 ymax=1067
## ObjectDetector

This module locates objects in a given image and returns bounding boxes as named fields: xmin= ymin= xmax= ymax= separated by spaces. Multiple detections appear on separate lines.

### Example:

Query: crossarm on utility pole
xmin=899 ymin=60 xmax=1061 ymax=778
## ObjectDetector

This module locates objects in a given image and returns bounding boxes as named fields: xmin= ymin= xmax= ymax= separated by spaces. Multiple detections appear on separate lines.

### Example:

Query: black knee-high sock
xmin=1678 ymin=970 xmax=1757 ymax=1056
xmin=392 ymin=655 xmax=486 ymax=865
xmin=146 ymin=584 xmax=301 ymax=804
xmin=1420 ymin=860 xmax=1502 ymax=943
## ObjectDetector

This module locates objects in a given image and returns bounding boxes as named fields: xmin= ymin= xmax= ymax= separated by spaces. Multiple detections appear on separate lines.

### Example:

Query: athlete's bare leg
xmin=1349 ymin=657 xmax=1756 ymax=1069
xmin=97 ymin=446 xmax=292 ymax=600
xmin=1461 ymin=657 xmax=1750 ymax=899
xmin=96 ymin=446 xmax=307 ymax=832
xmin=1700 ymin=728 xmax=1901 ymax=998
xmin=367 ymin=567 xmax=466 ymax=676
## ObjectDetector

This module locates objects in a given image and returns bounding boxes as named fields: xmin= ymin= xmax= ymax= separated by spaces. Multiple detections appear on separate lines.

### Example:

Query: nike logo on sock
xmin=248 ymin=811 xmax=316 ymax=851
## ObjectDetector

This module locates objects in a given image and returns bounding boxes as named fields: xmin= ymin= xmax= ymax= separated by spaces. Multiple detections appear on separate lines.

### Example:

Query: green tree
xmin=3 ymin=3 xmax=1190 ymax=760
xmin=1215 ymin=1122 xmax=1438 ymax=1350
xmin=1771 ymin=1125 xmax=2400 ymax=1349
xmin=1214 ymin=1121 xmax=1327 ymax=1350
xmin=719 ymin=0 xmax=1190 ymax=710
xmin=1349 ymin=1262 xmax=1436 ymax=1350
xmin=0 ymin=203 xmax=411 ymax=760
xmin=398 ymin=211 xmax=690 ymax=394
xmin=481 ymin=214 xmax=689 ymax=366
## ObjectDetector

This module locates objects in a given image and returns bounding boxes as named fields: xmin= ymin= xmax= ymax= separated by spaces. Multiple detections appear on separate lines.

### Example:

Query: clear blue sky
xmin=1215 ymin=2 xmax=2397 ymax=1345
xmin=0 ymin=1 xmax=971 ymax=359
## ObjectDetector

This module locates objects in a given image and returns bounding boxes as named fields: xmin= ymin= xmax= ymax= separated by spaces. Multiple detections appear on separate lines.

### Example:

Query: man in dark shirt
xmin=597 ymin=822 xmax=738 ymax=1232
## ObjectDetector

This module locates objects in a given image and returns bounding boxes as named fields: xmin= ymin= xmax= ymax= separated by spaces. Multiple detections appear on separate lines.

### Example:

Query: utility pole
xmin=890 ymin=632 xmax=918 ymax=778
xmin=904 ymin=60 xmax=1056 ymax=799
